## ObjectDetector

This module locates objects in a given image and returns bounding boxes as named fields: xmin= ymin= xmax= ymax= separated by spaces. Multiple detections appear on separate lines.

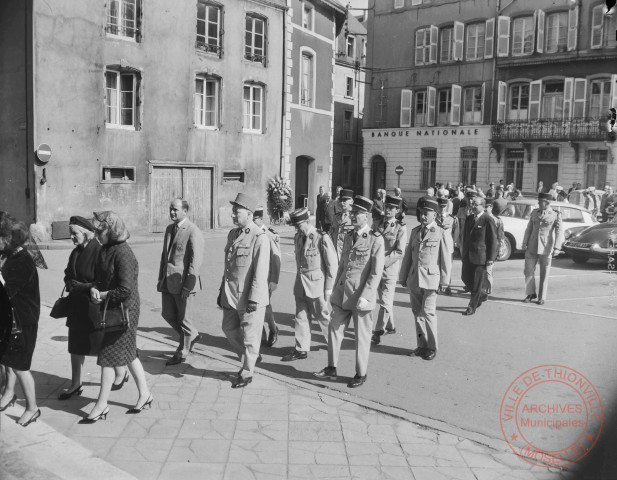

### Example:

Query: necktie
xmin=421 ymin=227 xmax=427 ymax=238
xmin=168 ymin=224 xmax=179 ymax=252
xmin=353 ymin=232 xmax=358 ymax=244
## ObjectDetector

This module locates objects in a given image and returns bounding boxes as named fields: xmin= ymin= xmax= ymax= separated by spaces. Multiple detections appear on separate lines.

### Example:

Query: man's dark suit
xmin=461 ymin=213 xmax=498 ymax=310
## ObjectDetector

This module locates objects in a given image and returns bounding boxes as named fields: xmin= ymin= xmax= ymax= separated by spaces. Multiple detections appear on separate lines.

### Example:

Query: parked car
xmin=496 ymin=200 xmax=597 ymax=260
xmin=562 ymin=220 xmax=617 ymax=263
xmin=567 ymin=189 xmax=605 ymax=221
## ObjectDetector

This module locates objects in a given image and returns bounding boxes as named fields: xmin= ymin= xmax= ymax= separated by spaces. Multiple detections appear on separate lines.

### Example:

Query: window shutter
xmin=573 ymin=78 xmax=587 ymax=118
xmin=481 ymin=82 xmax=486 ymax=124
xmin=400 ymin=89 xmax=413 ymax=127
xmin=612 ymin=74 xmax=617 ymax=110
xmin=484 ymin=18 xmax=495 ymax=59
xmin=429 ymin=25 xmax=438 ymax=64
xmin=563 ymin=77 xmax=573 ymax=119
xmin=567 ymin=6 xmax=578 ymax=51
xmin=529 ymin=80 xmax=542 ymax=120
xmin=453 ymin=21 xmax=464 ymax=61
xmin=427 ymin=86 xmax=436 ymax=126
xmin=415 ymin=30 xmax=424 ymax=65
xmin=451 ymin=84 xmax=461 ymax=125
xmin=497 ymin=16 xmax=510 ymax=57
xmin=536 ymin=10 xmax=545 ymax=53
xmin=497 ymin=81 xmax=507 ymax=123
xmin=590 ymin=6 xmax=603 ymax=49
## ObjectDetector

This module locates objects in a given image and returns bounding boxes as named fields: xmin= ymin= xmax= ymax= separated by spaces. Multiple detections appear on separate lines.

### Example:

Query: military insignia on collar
xmin=390 ymin=222 xmax=395 ymax=227
xmin=245 ymin=228 xmax=250 ymax=234
xmin=362 ymin=233 xmax=368 ymax=238
xmin=430 ymin=227 xmax=435 ymax=232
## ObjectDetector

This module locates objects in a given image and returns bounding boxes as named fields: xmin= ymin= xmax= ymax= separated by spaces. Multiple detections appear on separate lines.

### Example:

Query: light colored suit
xmin=157 ymin=218 xmax=204 ymax=357
xmin=328 ymin=227 xmax=384 ymax=377
xmin=220 ymin=222 xmax=270 ymax=378
xmin=399 ymin=223 xmax=451 ymax=351
xmin=292 ymin=226 xmax=338 ymax=352
xmin=523 ymin=207 xmax=563 ymax=301
xmin=374 ymin=219 xmax=407 ymax=332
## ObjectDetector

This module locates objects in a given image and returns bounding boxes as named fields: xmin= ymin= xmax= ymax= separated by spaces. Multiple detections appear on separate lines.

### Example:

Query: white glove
xmin=356 ymin=297 xmax=370 ymax=311
xmin=269 ymin=282 xmax=278 ymax=293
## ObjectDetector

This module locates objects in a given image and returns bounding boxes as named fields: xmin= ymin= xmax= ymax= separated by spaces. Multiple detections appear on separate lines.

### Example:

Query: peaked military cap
xmin=289 ymin=207 xmax=310 ymax=225
xmin=422 ymin=198 xmax=440 ymax=212
xmin=339 ymin=189 xmax=354 ymax=200
xmin=351 ymin=195 xmax=373 ymax=213
xmin=253 ymin=206 xmax=264 ymax=219
xmin=436 ymin=197 xmax=449 ymax=206
xmin=384 ymin=194 xmax=402 ymax=208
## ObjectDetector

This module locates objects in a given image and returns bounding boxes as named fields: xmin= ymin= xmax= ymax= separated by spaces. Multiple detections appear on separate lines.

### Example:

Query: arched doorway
xmin=371 ymin=155 xmax=386 ymax=197
xmin=295 ymin=156 xmax=314 ymax=209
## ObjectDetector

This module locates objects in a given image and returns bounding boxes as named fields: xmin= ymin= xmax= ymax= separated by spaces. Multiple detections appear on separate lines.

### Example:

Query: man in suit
xmin=399 ymin=198 xmax=451 ymax=361
xmin=372 ymin=195 xmax=407 ymax=345
xmin=521 ymin=193 xmax=563 ymax=305
xmin=253 ymin=207 xmax=281 ymax=347
xmin=281 ymin=208 xmax=338 ymax=362
xmin=321 ymin=191 xmax=334 ymax=233
xmin=435 ymin=196 xmax=454 ymax=296
xmin=461 ymin=196 xmax=498 ymax=316
xmin=157 ymin=198 xmax=205 ymax=366
xmin=331 ymin=189 xmax=354 ymax=259
xmin=314 ymin=195 xmax=384 ymax=388
xmin=393 ymin=187 xmax=408 ymax=222
xmin=218 ymin=193 xmax=270 ymax=388
xmin=484 ymin=198 xmax=504 ymax=295
xmin=372 ymin=189 xmax=386 ymax=227
xmin=316 ymin=186 xmax=325 ymax=229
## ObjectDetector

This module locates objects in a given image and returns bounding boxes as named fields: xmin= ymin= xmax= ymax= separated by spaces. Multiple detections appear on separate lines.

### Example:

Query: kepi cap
xmin=436 ymin=197 xmax=448 ymax=206
xmin=253 ymin=206 xmax=264 ymax=219
xmin=384 ymin=194 xmax=402 ymax=208
xmin=351 ymin=195 xmax=373 ymax=213
xmin=421 ymin=198 xmax=440 ymax=212
xmin=230 ymin=192 xmax=257 ymax=212
xmin=339 ymin=189 xmax=354 ymax=200
xmin=289 ymin=208 xmax=310 ymax=226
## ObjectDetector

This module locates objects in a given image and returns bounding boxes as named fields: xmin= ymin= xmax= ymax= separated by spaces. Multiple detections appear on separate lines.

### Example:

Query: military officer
xmin=331 ymin=189 xmax=354 ymax=259
xmin=217 ymin=193 xmax=270 ymax=388
xmin=253 ymin=207 xmax=281 ymax=347
xmin=314 ymin=195 xmax=385 ymax=388
xmin=399 ymin=198 xmax=451 ymax=361
xmin=521 ymin=193 xmax=563 ymax=305
xmin=281 ymin=208 xmax=338 ymax=362
xmin=371 ymin=195 xmax=407 ymax=345
xmin=436 ymin=196 xmax=454 ymax=296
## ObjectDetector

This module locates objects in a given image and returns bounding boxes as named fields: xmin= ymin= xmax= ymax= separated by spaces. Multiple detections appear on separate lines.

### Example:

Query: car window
xmin=502 ymin=203 xmax=532 ymax=219
xmin=560 ymin=207 xmax=584 ymax=223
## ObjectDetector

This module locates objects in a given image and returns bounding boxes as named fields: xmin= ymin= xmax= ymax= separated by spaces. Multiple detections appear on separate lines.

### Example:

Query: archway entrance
xmin=295 ymin=156 xmax=314 ymax=209
xmin=371 ymin=155 xmax=386 ymax=197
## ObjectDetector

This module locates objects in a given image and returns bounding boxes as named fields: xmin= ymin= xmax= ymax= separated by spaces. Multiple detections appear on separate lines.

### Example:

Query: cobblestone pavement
xmin=0 ymin=306 xmax=586 ymax=480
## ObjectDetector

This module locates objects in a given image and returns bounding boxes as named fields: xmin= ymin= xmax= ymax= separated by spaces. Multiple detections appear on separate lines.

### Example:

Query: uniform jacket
xmin=462 ymin=213 xmax=498 ymax=265
xmin=330 ymin=228 xmax=385 ymax=311
xmin=377 ymin=219 xmax=407 ymax=275
xmin=293 ymin=226 xmax=338 ymax=298
xmin=437 ymin=214 xmax=455 ymax=255
xmin=158 ymin=218 xmax=204 ymax=294
xmin=399 ymin=223 xmax=451 ymax=291
xmin=220 ymin=222 xmax=270 ymax=310
xmin=261 ymin=226 xmax=281 ymax=284
xmin=333 ymin=211 xmax=353 ymax=251
xmin=522 ymin=207 xmax=563 ymax=255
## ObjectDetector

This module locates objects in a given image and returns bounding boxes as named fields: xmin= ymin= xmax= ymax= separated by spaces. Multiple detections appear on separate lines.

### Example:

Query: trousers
xmin=328 ymin=304 xmax=372 ymax=376
xmin=161 ymin=291 xmax=199 ymax=357
xmin=222 ymin=306 xmax=265 ymax=379
xmin=410 ymin=288 xmax=438 ymax=350
xmin=294 ymin=293 xmax=330 ymax=352
xmin=524 ymin=252 xmax=552 ymax=300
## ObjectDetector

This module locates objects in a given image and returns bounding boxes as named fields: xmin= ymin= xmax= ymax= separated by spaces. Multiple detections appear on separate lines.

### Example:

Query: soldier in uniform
xmin=331 ymin=189 xmax=354 ymax=259
xmin=399 ymin=198 xmax=451 ymax=361
xmin=436 ymin=196 xmax=454 ymax=296
xmin=314 ymin=195 xmax=385 ymax=388
xmin=521 ymin=193 xmax=563 ymax=305
xmin=217 ymin=193 xmax=270 ymax=389
xmin=281 ymin=208 xmax=338 ymax=362
xmin=253 ymin=207 xmax=280 ymax=347
xmin=371 ymin=195 xmax=407 ymax=345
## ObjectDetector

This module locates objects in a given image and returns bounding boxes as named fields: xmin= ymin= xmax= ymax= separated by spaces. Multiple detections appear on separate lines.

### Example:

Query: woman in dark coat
xmin=81 ymin=211 xmax=152 ymax=423
xmin=58 ymin=216 xmax=128 ymax=400
xmin=0 ymin=213 xmax=43 ymax=426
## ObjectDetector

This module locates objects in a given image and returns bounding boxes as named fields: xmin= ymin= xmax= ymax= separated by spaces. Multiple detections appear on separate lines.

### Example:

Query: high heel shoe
xmin=0 ymin=394 xmax=17 ymax=412
xmin=18 ymin=409 xmax=41 ymax=427
xmin=58 ymin=385 xmax=83 ymax=400
xmin=78 ymin=406 xmax=110 ymax=424
xmin=126 ymin=394 xmax=153 ymax=414
xmin=111 ymin=372 xmax=129 ymax=391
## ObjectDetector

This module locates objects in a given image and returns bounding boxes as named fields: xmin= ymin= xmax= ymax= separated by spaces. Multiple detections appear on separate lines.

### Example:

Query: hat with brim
xmin=421 ymin=198 xmax=440 ymax=212
xmin=436 ymin=197 xmax=448 ymax=206
xmin=340 ymin=189 xmax=354 ymax=200
xmin=465 ymin=190 xmax=478 ymax=199
xmin=69 ymin=215 xmax=95 ymax=232
xmin=351 ymin=195 xmax=373 ymax=213
xmin=253 ymin=206 xmax=264 ymax=219
xmin=384 ymin=194 xmax=402 ymax=208
xmin=538 ymin=193 xmax=553 ymax=201
xmin=230 ymin=192 xmax=256 ymax=212
xmin=289 ymin=207 xmax=310 ymax=226
xmin=485 ymin=198 xmax=494 ymax=206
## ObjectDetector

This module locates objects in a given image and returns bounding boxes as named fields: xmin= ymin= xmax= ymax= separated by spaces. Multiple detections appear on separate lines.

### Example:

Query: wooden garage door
xmin=150 ymin=166 xmax=213 ymax=232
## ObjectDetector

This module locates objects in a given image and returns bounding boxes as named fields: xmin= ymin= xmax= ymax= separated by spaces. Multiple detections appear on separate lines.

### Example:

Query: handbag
xmin=93 ymin=297 xmax=129 ymax=332
xmin=10 ymin=306 xmax=22 ymax=336
xmin=50 ymin=287 xmax=71 ymax=319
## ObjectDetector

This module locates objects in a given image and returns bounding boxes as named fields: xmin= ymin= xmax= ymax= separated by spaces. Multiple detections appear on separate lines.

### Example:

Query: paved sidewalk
xmin=1 ymin=308 xmax=582 ymax=480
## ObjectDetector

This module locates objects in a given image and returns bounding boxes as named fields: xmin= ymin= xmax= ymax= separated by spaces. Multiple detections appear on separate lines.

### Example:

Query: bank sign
xmin=367 ymin=128 xmax=483 ymax=139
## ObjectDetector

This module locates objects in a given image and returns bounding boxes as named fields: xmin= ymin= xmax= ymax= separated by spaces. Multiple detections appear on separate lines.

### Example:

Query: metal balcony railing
xmin=491 ymin=117 xmax=611 ymax=142
xmin=195 ymin=40 xmax=223 ymax=57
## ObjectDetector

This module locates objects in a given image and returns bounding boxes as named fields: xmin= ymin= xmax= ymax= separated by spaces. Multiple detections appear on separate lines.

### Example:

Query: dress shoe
xmin=281 ymin=349 xmax=307 ymax=362
xmin=371 ymin=330 xmax=383 ymax=345
xmin=462 ymin=286 xmax=470 ymax=293
xmin=0 ymin=394 xmax=17 ymax=412
xmin=18 ymin=409 xmax=41 ymax=427
xmin=111 ymin=372 xmax=129 ymax=391
xmin=232 ymin=376 xmax=253 ymax=389
xmin=444 ymin=287 xmax=452 ymax=296
xmin=422 ymin=349 xmax=437 ymax=361
xmin=189 ymin=334 xmax=201 ymax=352
xmin=79 ymin=406 xmax=110 ymax=424
xmin=58 ymin=385 xmax=84 ymax=400
xmin=408 ymin=347 xmax=426 ymax=357
xmin=385 ymin=327 xmax=397 ymax=335
xmin=166 ymin=354 xmax=186 ymax=366
xmin=463 ymin=306 xmax=476 ymax=316
xmin=313 ymin=366 xmax=338 ymax=379
xmin=523 ymin=293 xmax=537 ymax=303
xmin=347 ymin=374 xmax=367 ymax=388
xmin=478 ymin=294 xmax=488 ymax=307
xmin=537 ymin=299 xmax=545 ymax=305
xmin=127 ymin=394 xmax=154 ymax=414
xmin=267 ymin=327 xmax=279 ymax=347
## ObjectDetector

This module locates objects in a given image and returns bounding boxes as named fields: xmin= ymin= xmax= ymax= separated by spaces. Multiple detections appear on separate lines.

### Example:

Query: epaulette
xmin=371 ymin=230 xmax=382 ymax=237
xmin=268 ymin=227 xmax=277 ymax=235
xmin=397 ymin=219 xmax=406 ymax=226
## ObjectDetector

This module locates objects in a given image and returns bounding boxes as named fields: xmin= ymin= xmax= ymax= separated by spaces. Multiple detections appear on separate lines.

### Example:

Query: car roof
xmin=506 ymin=199 xmax=588 ymax=211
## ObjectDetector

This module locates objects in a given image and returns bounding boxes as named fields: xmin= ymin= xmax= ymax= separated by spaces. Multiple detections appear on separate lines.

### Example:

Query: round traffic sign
xmin=36 ymin=144 xmax=52 ymax=163
xmin=395 ymin=165 xmax=404 ymax=175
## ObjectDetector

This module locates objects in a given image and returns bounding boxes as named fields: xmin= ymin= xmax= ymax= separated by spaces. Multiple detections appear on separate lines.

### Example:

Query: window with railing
xmin=589 ymin=79 xmax=611 ymax=119
xmin=195 ymin=75 xmax=220 ymax=128
xmin=512 ymin=16 xmax=534 ymax=55
xmin=197 ymin=1 xmax=223 ymax=56
xmin=420 ymin=148 xmax=437 ymax=189
xmin=300 ymin=51 xmax=314 ymax=107
xmin=586 ymin=150 xmax=607 ymax=189
xmin=466 ymin=23 xmax=485 ymax=60
xmin=460 ymin=148 xmax=478 ymax=186
xmin=243 ymin=83 xmax=264 ymax=133
xmin=106 ymin=0 xmax=141 ymax=41
xmin=463 ymin=86 xmax=483 ymax=124
xmin=105 ymin=69 xmax=140 ymax=129
xmin=541 ymin=81 xmax=564 ymax=119
xmin=508 ymin=84 xmax=529 ymax=121
xmin=545 ymin=12 xmax=568 ymax=53
xmin=245 ymin=15 xmax=267 ymax=64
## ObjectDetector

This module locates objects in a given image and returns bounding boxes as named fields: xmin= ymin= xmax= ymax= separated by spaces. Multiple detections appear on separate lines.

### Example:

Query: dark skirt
xmin=66 ymin=295 xmax=102 ymax=356
xmin=2 ymin=324 xmax=38 ymax=371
